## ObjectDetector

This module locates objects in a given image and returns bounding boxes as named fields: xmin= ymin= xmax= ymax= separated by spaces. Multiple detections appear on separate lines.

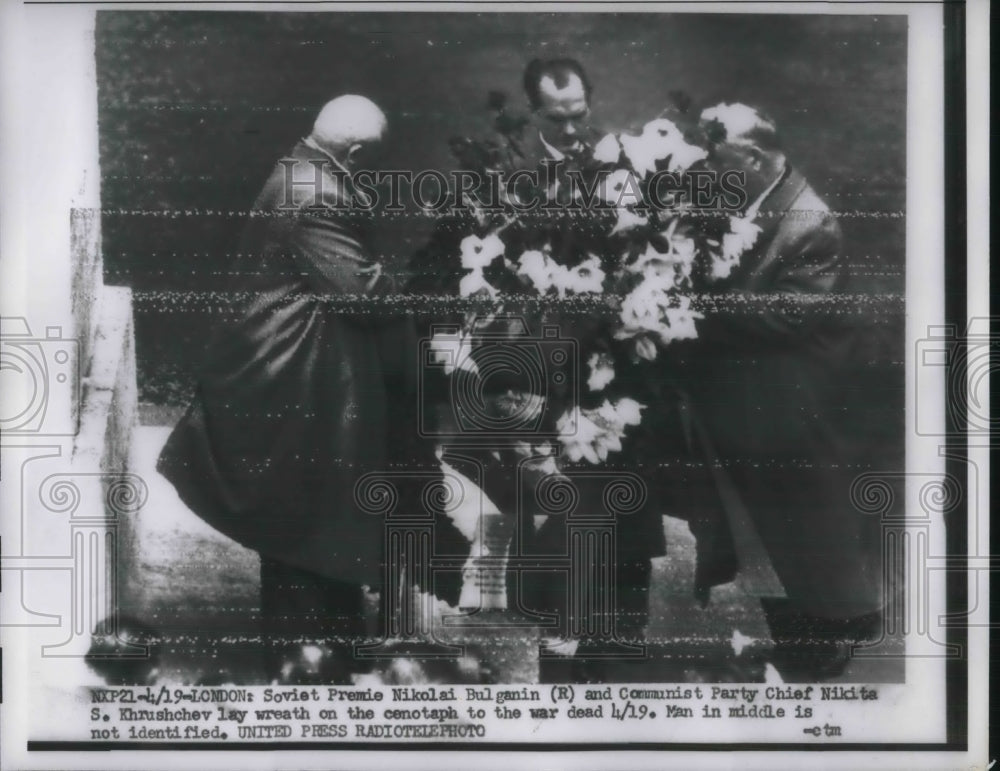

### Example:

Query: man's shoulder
xmin=253 ymin=142 xmax=350 ymax=211
xmin=785 ymin=181 xmax=841 ymax=241
xmin=762 ymin=170 xmax=841 ymax=243
xmin=789 ymin=180 xmax=833 ymax=218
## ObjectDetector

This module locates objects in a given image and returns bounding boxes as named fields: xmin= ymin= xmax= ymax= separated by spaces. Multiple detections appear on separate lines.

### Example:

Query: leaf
xmin=702 ymin=117 xmax=728 ymax=146
xmin=495 ymin=112 xmax=529 ymax=139
xmin=448 ymin=136 xmax=475 ymax=161
xmin=448 ymin=136 xmax=494 ymax=170
xmin=487 ymin=90 xmax=507 ymax=112
xmin=668 ymin=90 xmax=692 ymax=114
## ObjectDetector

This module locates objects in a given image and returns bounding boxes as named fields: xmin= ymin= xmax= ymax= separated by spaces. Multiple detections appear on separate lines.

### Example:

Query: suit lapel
xmin=513 ymin=130 xmax=548 ymax=171
xmin=513 ymin=126 xmax=606 ymax=170
xmin=752 ymin=165 xmax=808 ymax=244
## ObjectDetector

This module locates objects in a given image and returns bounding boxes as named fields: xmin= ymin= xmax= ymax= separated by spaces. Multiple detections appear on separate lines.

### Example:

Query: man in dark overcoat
xmin=157 ymin=95 xmax=426 ymax=683
xmin=670 ymin=103 xmax=890 ymax=680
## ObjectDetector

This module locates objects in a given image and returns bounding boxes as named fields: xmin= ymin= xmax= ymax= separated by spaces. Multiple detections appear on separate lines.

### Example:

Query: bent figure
xmin=157 ymin=95 xmax=419 ymax=683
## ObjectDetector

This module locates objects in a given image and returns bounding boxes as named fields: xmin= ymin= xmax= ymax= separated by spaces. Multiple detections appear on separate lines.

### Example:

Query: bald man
xmin=157 ymin=96 xmax=419 ymax=684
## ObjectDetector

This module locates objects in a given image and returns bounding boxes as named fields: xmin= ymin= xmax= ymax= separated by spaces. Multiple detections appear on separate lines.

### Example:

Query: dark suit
xmin=671 ymin=165 xmax=885 ymax=627
xmin=157 ymin=141 xmax=423 ymax=680
xmin=410 ymin=125 xmax=667 ymax=664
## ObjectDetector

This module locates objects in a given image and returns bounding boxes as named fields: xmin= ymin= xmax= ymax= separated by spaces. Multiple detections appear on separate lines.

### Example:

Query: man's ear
xmin=345 ymin=142 xmax=363 ymax=166
xmin=747 ymin=146 xmax=764 ymax=172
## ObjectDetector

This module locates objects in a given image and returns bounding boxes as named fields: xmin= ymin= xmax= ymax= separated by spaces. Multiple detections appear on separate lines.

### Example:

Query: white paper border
xmin=0 ymin=1 xmax=987 ymax=769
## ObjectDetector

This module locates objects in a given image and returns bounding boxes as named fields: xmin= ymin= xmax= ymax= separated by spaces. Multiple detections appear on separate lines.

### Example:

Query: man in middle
xmin=410 ymin=58 xmax=669 ymax=682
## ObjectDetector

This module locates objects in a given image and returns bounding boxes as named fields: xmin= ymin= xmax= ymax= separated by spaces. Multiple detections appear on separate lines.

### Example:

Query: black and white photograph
xmin=0 ymin=1 xmax=988 ymax=768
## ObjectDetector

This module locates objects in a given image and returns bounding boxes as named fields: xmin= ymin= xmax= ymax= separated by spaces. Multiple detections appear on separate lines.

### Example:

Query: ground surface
xmin=115 ymin=421 xmax=903 ymax=687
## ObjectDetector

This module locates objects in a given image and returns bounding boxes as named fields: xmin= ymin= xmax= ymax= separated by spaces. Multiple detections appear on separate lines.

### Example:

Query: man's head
xmin=309 ymin=95 xmax=388 ymax=170
xmin=699 ymin=103 xmax=785 ymax=206
xmin=523 ymin=58 xmax=593 ymax=157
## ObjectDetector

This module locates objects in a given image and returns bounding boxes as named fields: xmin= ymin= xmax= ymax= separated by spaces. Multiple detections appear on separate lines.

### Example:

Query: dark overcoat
xmin=670 ymin=166 xmax=886 ymax=619
xmin=157 ymin=142 xmax=418 ymax=589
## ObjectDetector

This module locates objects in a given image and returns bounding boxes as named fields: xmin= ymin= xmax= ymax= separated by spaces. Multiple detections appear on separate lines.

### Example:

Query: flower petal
xmin=592 ymin=133 xmax=622 ymax=164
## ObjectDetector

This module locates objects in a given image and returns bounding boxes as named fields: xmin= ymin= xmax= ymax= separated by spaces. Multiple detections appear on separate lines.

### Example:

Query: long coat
xmin=669 ymin=166 xmax=885 ymax=619
xmin=157 ymin=141 xmax=420 ymax=589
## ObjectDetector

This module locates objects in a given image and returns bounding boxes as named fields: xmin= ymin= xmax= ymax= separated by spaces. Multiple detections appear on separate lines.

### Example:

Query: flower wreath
xmin=427 ymin=92 xmax=762 ymax=469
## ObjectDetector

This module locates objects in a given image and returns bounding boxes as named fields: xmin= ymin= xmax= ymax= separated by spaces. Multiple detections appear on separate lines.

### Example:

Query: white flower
xmin=517 ymin=249 xmax=600 ymax=298
xmin=628 ymin=240 xmax=695 ymax=290
xmin=598 ymin=169 xmax=644 ymax=207
xmin=523 ymin=453 xmax=560 ymax=478
xmin=586 ymin=352 xmax=616 ymax=392
xmin=592 ymin=133 xmax=622 ymax=164
xmin=621 ymin=118 xmax=708 ymax=177
xmin=663 ymin=234 xmax=698 ymax=286
xmin=459 ymin=233 xmax=506 ymax=271
xmin=609 ymin=207 xmax=648 ymax=235
xmin=723 ymin=215 xmax=762 ymax=259
xmin=459 ymin=268 xmax=497 ymax=298
xmin=555 ymin=406 xmax=578 ymax=437
xmin=515 ymin=250 xmax=551 ymax=291
xmin=661 ymin=295 xmax=703 ymax=342
xmin=562 ymin=398 xmax=647 ymax=464
xmin=548 ymin=263 xmax=573 ymax=297
xmin=595 ymin=397 xmax=644 ymax=437
xmin=595 ymin=401 xmax=620 ymax=426
xmin=427 ymin=330 xmax=478 ymax=376
xmin=557 ymin=407 xmax=604 ymax=465
xmin=616 ymin=279 xmax=703 ymax=347
xmin=710 ymin=215 xmax=761 ymax=281
xmin=621 ymin=125 xmax=665 ymax=179
xmin=611 ymin=397 xmax=644 ymax=427
xmin=616 ymin=279 xmax=672 ymax=338
xmin=556 ymin=397 xmax=645 ymax=465
xmin=709 ymin=253 xmax=739 ymax=281
xmin=556 ymin=255 xmax=606 ymax=295
xmin=593 ymin=431 xmax=620 ymax=461
xmin=662 ymin=305 xmax=701 ymax=341
xmin=700 ymin=103 xmax=762 ymax=142
xmin=515 ymin=249 xmax=567 ymax=295
xmin=666 ymin=141 xmax=709 ymax=174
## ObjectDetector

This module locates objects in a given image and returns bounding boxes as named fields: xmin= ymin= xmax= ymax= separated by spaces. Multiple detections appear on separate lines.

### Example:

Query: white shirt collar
xmin=538 ymin=131 xmax=566 ymax=161
xmin=302 ymin=136 xmax=352 ymax=178
xmin=538 ymin=131 xmax=587 ymax=162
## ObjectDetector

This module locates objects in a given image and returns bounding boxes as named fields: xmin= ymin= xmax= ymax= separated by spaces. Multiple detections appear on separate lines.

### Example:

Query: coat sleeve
xmin=289 ymin=206 xmax=387 ymax=293
xmin=288 ymin=204 xmax=404 ymax=326
xmin=695 ymin=211 xmax=844 ymax=348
